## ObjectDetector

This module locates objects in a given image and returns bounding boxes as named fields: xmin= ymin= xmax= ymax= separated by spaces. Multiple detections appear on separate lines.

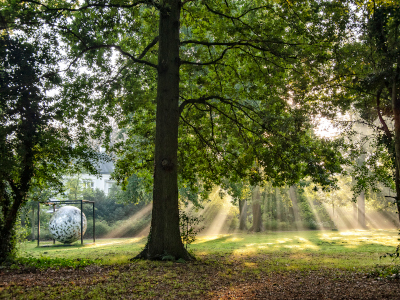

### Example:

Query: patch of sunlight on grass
xmin=257 ymin=246 xmax=268 ymax=249
xmin=194 ymin=234 xmax=230 ymax=244
xmin=107 ymin=255 xmax=131 ymax=265
xmin=84 ymin=238 xmax=143 ymax=248
xmin=339 ymin=230 xmax=370 ymax=236
xmin=344 ymin=245 xmax=358 ymax=249
xmin=244 ymin=262 xmax=257 ymax=268
xmin=296 ymin=237 xmax=308 ymax=242
xmin=280 ymin=236 xmax=320 ymax=250
xmin=276 ymin=238 xmax=293 ymax=243
xmin=224 ymin=237 xmax=244 ymax=243
xmin=318 ymin=229 xmax=398 ymax=247
xmin=282 ymin=243 xmax=319 ymax=250
xmin=232 ymin=248 xmax=257 ymax=256
xmin=289 ymin=253 xmax=309 ymax=260
xmin=196 ymin=251 xmax=209 ymax=256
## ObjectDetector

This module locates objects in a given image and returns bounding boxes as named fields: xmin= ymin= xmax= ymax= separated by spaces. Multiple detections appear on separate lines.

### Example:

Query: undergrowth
xmin=10 ymin=255 xmax=101 ymax=270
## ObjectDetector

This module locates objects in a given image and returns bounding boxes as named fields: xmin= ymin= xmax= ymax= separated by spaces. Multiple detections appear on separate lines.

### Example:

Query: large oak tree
xmin=5 ymin=0 xmax=349 ymax=260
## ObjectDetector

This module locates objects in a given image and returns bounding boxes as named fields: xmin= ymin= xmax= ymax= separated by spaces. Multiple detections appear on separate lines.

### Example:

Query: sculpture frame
xmin=37 ymin=200 xmax=95 ymax=247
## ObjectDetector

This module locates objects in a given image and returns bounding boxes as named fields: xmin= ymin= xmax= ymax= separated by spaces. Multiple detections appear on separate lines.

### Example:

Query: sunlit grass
xmin=6 ymin=229 xmax=400 ymax=300
xmin=18 ymin=229 xmax=400 ymax=270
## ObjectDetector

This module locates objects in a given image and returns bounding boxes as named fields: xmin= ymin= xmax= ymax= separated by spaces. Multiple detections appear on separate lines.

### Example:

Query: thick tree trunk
xmin=0 ymin=230 xmax=15 ymax=263
xmin=135 ymin=0 xmax=192 ymax=261
xmin=238 ymin=199 xmax=247 ymax=230
xmin=0 ymin=199 xmax=21 ymax=262
xmin=250 ymin=202 xmax=262 ymax=232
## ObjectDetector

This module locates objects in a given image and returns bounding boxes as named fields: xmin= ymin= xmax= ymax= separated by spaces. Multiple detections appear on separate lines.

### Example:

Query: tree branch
xmin=180 ymin=114 xmax=246 ymax=178
xmin=24 ymin=0 xmax=161 ymax=12
xmin=138 ymin=36 xmax=159 ymax=59
xmin=180 ymin=46 xmax=233 ymax=66
xmin=203 ymin=2 xmax=271 ymax=22
xmin=376 ymin=87 xmax=392 ymax=138
xmin=181 ymin=39 xmax=302 ymax=48
xmin=66 ymin=44 xmax=158 ymax=70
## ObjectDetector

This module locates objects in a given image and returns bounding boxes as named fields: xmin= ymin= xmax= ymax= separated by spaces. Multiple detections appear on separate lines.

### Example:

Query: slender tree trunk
xmin=289 ymin=185 xmax=301 ymax=224
xmin=395 ymin=165 xmax=400 ymax=224
xmin=352 ymin=202 xmax=357 ymax=228
xmin=354 ymin=154 xmax=366 ymax=228
xmin=135 ymin=0 xmax=192 ymax=260
xmin=358 ymin=191 xmax=366 ymax=228
xmin=238 ymin=199 xmax=247 ymax=230
xmin=249 ymin=186 xmax=263 ymax=232
xmin=391 ymin=60 xmax=400 ymax=223
xmin=31 ymin=206 xmax=35 ymax=241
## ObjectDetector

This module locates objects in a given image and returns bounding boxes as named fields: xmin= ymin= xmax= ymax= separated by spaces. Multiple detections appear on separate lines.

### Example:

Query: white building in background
xmin=80 ymin=160 xmax=116 ymax=196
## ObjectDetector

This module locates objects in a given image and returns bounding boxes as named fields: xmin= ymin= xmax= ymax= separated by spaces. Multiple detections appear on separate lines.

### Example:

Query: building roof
xmin=98 ymin=160 xmax=115 ymax=174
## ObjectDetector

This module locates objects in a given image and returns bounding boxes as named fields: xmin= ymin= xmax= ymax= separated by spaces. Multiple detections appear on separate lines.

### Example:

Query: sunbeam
xmin=103 ymin=203 xmax=152 ymax=238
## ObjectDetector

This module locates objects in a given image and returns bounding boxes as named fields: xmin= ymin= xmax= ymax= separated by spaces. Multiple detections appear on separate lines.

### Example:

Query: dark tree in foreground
xmin=9 ymin=0 xmax=350 ymax=260
xmin=0 ymin=34 xmax=99 ymax=262
xmin=0 ymin=35 xmax=59 ymax=261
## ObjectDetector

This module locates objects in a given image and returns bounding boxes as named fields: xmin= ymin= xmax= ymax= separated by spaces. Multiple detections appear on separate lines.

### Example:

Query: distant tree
xmin=318 ymin=1 xmax=400 ymax=220
xmin=114 ymin=174 xmax=152 ymax=205
xmin=222 ymin=181 xmax=250 ymax=231
xmin=249 ymin=186 xmax=263 ymax=232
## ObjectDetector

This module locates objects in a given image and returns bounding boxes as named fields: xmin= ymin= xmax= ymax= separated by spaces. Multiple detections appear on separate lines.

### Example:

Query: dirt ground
xmin=1 ymin=263 xmax=400 ymax=299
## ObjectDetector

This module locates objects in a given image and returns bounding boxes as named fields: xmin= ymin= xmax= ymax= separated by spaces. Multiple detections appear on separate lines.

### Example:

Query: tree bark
xmin=135 ymin=0 xmax=192 ymax=260
xmin=250 ymin=202 xmax=262 ymax=232
xmin=249 ymin=186 xmax=263 ymax=232
xmin=0 ymin=135 xmax=34 ymax=262
xmin=357 ymin=191 xmax=366 ymax=228
xmin=31 ymin=206 xmax=35 ymax=241
xmin=289 ymin=185 xmax=301 ymax=224
xmin=0 ymin=229 xmax=16 ymax=263
xmin=391 ymin=60 xmax=400 ymax=223
xmin=395 ymin=164 xmax=400 ymax=224
xmin=352 ymin=202 xmax=357 ymax=228
xmin=0 ymin=195 xmax=23 ymax=262
xmin=238 ymin=199 xmax=247 ymax=230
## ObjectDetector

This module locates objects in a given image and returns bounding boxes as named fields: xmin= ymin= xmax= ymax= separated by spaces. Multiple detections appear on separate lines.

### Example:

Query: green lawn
xmin=18 ymin=229 xmax=399 ymax=270
xmin=2 ymin=229 xmax=400 ymax=299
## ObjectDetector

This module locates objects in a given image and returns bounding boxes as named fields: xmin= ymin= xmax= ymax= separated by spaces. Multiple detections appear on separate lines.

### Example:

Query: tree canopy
xmin=3 ymin=0 xmax=354 ymax=260
xmin=0 ymin=32 xmax=103 ymax=261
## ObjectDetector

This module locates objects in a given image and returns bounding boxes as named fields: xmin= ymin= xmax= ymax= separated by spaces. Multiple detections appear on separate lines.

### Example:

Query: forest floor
xmin=1 ymin=255 xmax=400 ymax=299
xmin=1 ymin=230 xmax=400 ymax=299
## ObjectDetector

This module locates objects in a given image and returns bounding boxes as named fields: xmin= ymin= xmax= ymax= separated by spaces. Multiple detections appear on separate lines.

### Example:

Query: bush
xmin=89 ymin=220 xmax=111 ymax=237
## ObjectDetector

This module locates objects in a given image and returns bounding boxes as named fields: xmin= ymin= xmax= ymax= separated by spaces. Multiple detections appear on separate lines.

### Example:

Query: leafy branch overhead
xmin=3 ymin=0 xmax=352 ymax=260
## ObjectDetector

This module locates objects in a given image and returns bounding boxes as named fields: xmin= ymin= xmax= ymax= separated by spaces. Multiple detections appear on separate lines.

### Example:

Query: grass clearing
xmin=16 ymin=229 xmax=400 ymax=270
xmin=2 ymin=229 xmax=400 ymax=299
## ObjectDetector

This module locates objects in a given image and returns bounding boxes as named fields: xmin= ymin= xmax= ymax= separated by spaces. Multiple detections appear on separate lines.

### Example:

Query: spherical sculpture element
xmin=49 ymin=206 xmax=87 ymax=244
